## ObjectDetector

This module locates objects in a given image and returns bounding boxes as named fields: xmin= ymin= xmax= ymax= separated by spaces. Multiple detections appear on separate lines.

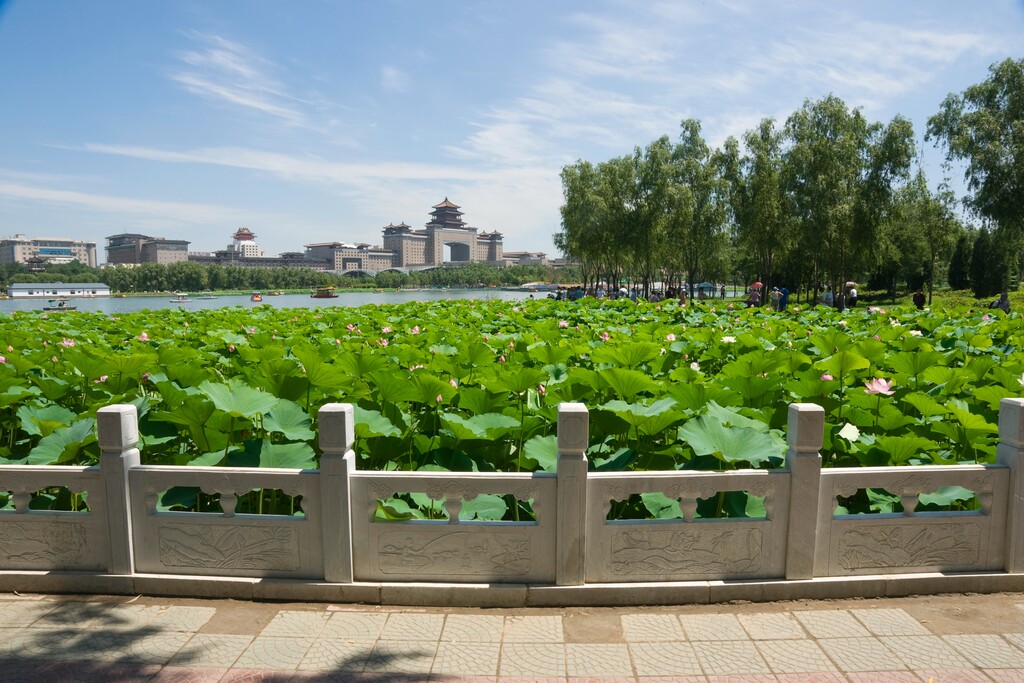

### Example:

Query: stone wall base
xmin=3 ymin=571 xmax=1023 ymax=607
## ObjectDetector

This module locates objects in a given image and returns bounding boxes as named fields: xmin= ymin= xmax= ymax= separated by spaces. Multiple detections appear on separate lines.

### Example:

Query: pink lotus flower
xmin=666 ymin=333 xmax=676 ymax=342
xmin=376 ymin=338 xmax=389 ymax=347
xmin=346 ymin=323 xmax=356 ymax=331
xmin=537 ymin=384 xmax=546 ymax=395
xmin=435 ymin=394 xmax=443 ymax=403
xmin=409 ymin=364 xmax=424 ymax=371
xmin=60 ymin=338 xmax=75 ymax=348
xmin=864 ymin=378 xmax=894 ymax=395
xmin=600 ymin=332 xmax=611 ymax=341
xmin=410 ymin=326 xmax=420 ymax=334
xmin=94 ymin=375 xmax=108 ymax=384
xmin=0 ymin=355 xmax=6 ymax=364
xmin=512 ymin=306 xmax=520 ymax=312
xmin=228 ymin=344 xmax=236 ymax=352
xmin=381 ymin=326 xmax=392 ymax=334
xmin=509 ymin=340 xmax=515 ymax=349
xmin=138 ymin=332 xmax=150 ymax=342
xmin=821 ymin=373 xmax=834 ymax=381
xmin=558 ymin=320 xmax=569 ymax=328
xmin=50 ymin=355 xmax=58 ymax=364
xmin=449 ymin=379 xmax=457 ymax=388
xmin=6 ymin=345 xmax=11 ymax=352
xmin=334 ymin=338 xmax=341 ymax=346
xmin=498 ymin=355 xmax=506 ymax=363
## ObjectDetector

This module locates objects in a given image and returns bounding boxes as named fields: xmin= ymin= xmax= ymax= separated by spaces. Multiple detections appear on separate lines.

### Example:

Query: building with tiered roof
xmin=382 ymin=198 xmax=502 ymax=267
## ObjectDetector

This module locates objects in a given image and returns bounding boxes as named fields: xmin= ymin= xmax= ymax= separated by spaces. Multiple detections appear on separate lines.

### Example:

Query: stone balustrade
xmin=2 ymin=399 xmax=1024 ymax=606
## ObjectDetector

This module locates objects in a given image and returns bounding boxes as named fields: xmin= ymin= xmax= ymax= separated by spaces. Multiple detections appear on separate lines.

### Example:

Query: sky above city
xmin=1 ymin=1 xmax=1022 ymax=261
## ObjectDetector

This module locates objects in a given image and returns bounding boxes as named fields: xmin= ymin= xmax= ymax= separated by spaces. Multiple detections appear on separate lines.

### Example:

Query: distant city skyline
xmin=1 ymin=1 xmax=1022 ymax=258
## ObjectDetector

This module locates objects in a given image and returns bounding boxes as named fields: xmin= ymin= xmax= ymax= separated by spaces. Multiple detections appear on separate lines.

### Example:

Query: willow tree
xmin=557 ymin=159 xmax=609 ymax=287
xmin=784 ymin=96 xmax=914 ymax=302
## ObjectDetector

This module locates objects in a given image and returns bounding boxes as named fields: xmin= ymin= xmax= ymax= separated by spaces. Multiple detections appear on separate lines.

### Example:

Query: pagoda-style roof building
xmin=381 ymin=198 xmax=502 ymax=268
xmin=233 ymin=227 xmax=256 ymax=241
xmin=427 ymin=197 xmax=468 ymax=231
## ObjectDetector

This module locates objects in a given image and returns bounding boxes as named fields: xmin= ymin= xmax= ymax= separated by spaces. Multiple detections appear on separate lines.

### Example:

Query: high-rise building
xmin=0 ymin=234 xmax=97 ymax=268
xmin=106 ymin=233 xmax=190 ymax=265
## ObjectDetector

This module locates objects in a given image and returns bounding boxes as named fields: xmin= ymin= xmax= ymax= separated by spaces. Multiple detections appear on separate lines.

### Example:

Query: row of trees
xmin=4 ymin=260 xmax=573 ymax=293
xmin=557 ymin=58 xmax=1024 ymax=303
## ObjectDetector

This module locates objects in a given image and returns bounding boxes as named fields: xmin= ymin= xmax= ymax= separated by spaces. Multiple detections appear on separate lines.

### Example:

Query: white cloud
xmin=380 ymin=65 xmax=409 ymax=93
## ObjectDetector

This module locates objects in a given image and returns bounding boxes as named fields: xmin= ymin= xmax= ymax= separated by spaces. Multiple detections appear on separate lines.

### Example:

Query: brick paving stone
xmin=792 ymin=610 xmax=871 ymax=638
xmin=500 ymin=642 xmax=566 ymax=676
xmin=379 ymin=612 xmax=445 ymax=641
xmin=566 ymin=643 xmax=634 ymax=677
xmin=297 ymin=638 xmax=374 ymax=672
xmin=914 ymin=670 xmax=998 ymax=682
xmin=692 ymin=640 xmax=772 ymax=676
xmin=565 ymin=677 xmax=637 ymax=683
xmin=944 ymin=634 xmax=1024 ymax=668
xmin=843 ymin=673 xmax=922 ymax=683
xmin=0 ymin=600 xmax=58 ymax=627
xmin=234 ymin=636 xmax=315 ymax=670
xmin=503 ymin=614 xmax=564 ymax=642
xmin=848 ymin=608 xmax=931 ymax=636
xmin=123 ymin=631 xmax=195 ymax=664
xmin=219 ymin=669 xmax=294 ymax=682
xmin=432 ymin=641 xmax=500 ymax=675
xmin=440 ymin=613 xmax=505 ymax=642
xmin=628 ymin=640 xmax=702 ymax=676
xmin=43 ymin=661 xmax=164 ymax=682
xmin=1001 ymin=632 xmax=1024 ymax=652
xmin=986 ymin=669 xmax=1024 ymax=682
xmin=621 ymin=613 xmax=686 ymax=641
xmin=755 ymin=639 xmax=837 ymax=673
xmin=145 ymin=605 xmax=218 ymax=632
xmin=260 ymin=610 xmax=331 ymax=637
xmin=27 ymin=601 xmax=110 ymax=629
xmin=169 ymin=633 xmax=253 ymax=667
xmin=321 ymin=611 xmax=388 ymax=640
xmin=363 ymin=639 xmax=438 ymax=674
xmin=679 ymin=614 xmax=748 ymax=641
xmin=632 ymin=676 xmax=707 ymax=683
xmin=149 ymin=665 xmax=230 ymax=682
xmin=774 ymin=673 xmax=849 ymax=682
xmin=816 ymin=637 xmax=906 ymax=672
xmin=703 ymin=675 xmax=777 ymax=683
xmin=738 ymin=613 xmax=805 ymax=640
xmin=879 ymin=635 xmax=973 ymax=670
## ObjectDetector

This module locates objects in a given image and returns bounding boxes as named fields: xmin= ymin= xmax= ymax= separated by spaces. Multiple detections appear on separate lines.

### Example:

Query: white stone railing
xmin=2 ymin=399 xmax=1024 ymax=605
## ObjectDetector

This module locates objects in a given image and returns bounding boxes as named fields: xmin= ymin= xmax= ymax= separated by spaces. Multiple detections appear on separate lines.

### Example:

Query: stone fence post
xmin=998 ymin=398 xmax=1024 ymax=573
xmin=784 ymin=402 xmax=824 ymax=580
xmin=319 ymin=403 xmax=356 ymax=583
xmin=556 ymin=402 xmax=589 ymax=586
xmin=96 ymin=404 xmax=140 ymax=576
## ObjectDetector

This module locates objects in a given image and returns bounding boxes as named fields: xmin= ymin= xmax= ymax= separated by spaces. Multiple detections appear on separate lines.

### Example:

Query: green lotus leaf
xmin=641 ymin=491 xmax=683 ymax=519
xmin=919 ymin=485 xmax=975 ymax=507
xmin=367 ymin=370 xmax=421 ymax=404
xmin=17 ymin=404 xmax=76 ymax=437
xmin=871 ymin=434 xmax=938 ymax=464
xmin=255 ymin=439 xmax=317 ymax=469
xmin=973 ymin=384 xmax=1012 ymax=410
xmin=441 ymin=412 xmax=519 ymax=440
xmin=678 ymin=415 xmax=784 ymax=466
xmin=815 ymin=350 xmax=870 ymax=378
xmin=592 ymin=447 xmax=638 ymax=471
xmin=528 ymin=342 xmax=574 ymax=366
xmin=458 ymin=493 xmax=507 ymax=521
xmin=460 ymin=341 xmax=498 ymax=367
xmin=27 ymin=418 xmax=95 ymax=465
xmin=523 ymin=434 xmax=558 ymax=472
xmin=335 ymin=349 xmax=393 ymax=378
xmin=902 ymin=393 xmax=948 ymax=418
xmin=598 ymin=367 xmax=660 ymax=400
xmin=292 ymin=345 xmax=350 ymax=390
xmin=598 ymin=397 xmax=681 ymax=436
xmin=488 ymin=366 xmax=549 ymax=395
xmin=199 ymin=379 xmax=279 ymax=418
xmin=353 ymin=406 xmax=402 ymax=438
xmin=590 ymin=342 xmax=661 ymax=368
xmin=888 ymin=350 xmax=943 ymax=378
xmin=264 ymin=399 xmax=315 ymax=441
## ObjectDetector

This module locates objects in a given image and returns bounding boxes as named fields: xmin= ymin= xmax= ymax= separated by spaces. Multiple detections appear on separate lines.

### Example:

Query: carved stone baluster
xmin=680 ymin=496 xmax=698 ymax=522
xmin=784 ymin=403 xmax=824 ymax=580
xmin=319 ymin=403 xmax=356 ymax=583
xmin=12 ymin=490 xmax=31 ymax=514
xmin=998 ymin=398 xmax=1024 ymax=572
xmin=443 ymin=497 xmax=463 ymax=525
xmin=557 ymin=402 xmax=588 ymax=586
xmin=900 ymin=493 xmax=918 ymax=517
xmin=220 ymin=493 xmax=238 ymax=517
xmin=96 ymin=404 xmax=141 ymax=576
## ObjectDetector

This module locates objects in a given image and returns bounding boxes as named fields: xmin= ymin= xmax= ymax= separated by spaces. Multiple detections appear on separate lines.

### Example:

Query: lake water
xmin=0 ymin=288 xmax=531 ymax=314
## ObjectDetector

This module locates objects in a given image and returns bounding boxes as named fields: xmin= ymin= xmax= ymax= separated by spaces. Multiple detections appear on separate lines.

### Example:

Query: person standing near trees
xmin=848 ymin=285 xmax=858 ymax=307
xmin=913 ymin=289 xmax=926 ymax=310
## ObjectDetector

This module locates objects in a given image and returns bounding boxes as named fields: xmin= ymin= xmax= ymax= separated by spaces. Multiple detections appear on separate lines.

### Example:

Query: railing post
xmin=319 ymin=403 xmax=355 ymax=583
xmin=998 ymin=398 xmax=1024 ymax=572
xmin=96 ymin=404 xmax=140 ymax=576
xmin=556 ymin=402 xmax=589 ymax=586
xmin=784 ymin=402 xmax=824 ymax=580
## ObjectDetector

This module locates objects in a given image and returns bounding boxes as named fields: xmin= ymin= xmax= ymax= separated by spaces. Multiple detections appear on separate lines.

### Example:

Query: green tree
xmin=948 ymin=231 xmax=973 ymax=290
xmin=928 ymin=58 xmax=1024 ymax=245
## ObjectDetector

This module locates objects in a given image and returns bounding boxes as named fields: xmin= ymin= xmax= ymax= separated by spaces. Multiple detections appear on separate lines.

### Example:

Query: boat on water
xmin=266 ymin=290 xmax=284 ymax=296
xmin=42 ymin=298 xmax=76 ymax=311
xmin=196 ymin=291 xmax=217 ymax=300
xmin=170 ymin=293 xmax=193 ymax=303
xmin=250 ymin=292 xmax=263 ymax=302
xmin=311 ymin=286 xmax=339 ymax=299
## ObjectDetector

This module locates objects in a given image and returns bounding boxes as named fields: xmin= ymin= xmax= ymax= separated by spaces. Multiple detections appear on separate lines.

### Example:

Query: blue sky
xmin=1 ymin=1 xmax=1021 ymax=261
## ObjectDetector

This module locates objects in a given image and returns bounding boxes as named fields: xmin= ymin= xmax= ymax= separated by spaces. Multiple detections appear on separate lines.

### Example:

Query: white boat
xmin=170 ymin=293 xmax=193 ymax=303
xmin=196 ymin=291 xmax=217 ymax=300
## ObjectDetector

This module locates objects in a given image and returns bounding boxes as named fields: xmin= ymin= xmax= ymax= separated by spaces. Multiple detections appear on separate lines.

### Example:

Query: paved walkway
xmin=1 ymin=591 xmax=1023 ymax=682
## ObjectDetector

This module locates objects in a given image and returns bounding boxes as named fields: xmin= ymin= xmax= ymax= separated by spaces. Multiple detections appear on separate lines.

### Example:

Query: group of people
xmin=745 ymin=284 xmax=790 ymax=311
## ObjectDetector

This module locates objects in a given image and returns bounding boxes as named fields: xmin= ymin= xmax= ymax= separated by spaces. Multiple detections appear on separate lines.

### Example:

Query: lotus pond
xmin=1 ymin=298 xmax=1021 ymax=519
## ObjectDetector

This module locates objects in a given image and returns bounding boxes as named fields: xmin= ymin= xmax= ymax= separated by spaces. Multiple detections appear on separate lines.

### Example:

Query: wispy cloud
xmin=380 ymin=65 xmax=409 ymax=93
